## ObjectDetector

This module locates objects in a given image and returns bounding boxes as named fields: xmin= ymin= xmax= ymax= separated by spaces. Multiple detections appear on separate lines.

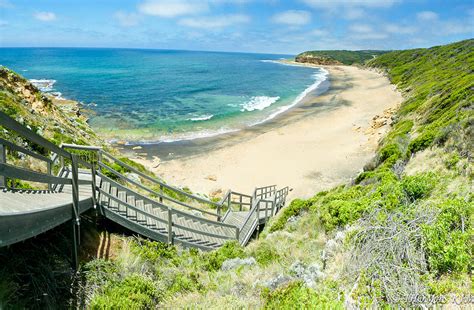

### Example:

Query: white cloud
xmin=179 ymin=14 xmax=250 ymax=29
xmin=438 ymin=21 xmax=474 ymax=35
xmin=272 ymin=10 xmax=311 ymax=26
xmin=417 ymin=11 xmax=438 ymax=21
xmin=348 ymin=23 xmax=388 ymax=40
xmin=34 ymin=12 xmax=56 ymax=22
xmin=349 ymin=23 xmax=373 ymax=33
xmin=384 ymin=23 xmax=417 ymax=34
xmin=344 ymin=7 xmax=365 ymax=19
xmin=115 ymin=11 xmax=141 ymax=27
xmin=310 ymin=28 xmax=328 ymax=36
xmin=302 ymin=0 xmax=399 ymax=9
xmin=0 ymin=0 xmax=12 ymax=8
xmin=138 ymin=0 xmax=208 ymax=18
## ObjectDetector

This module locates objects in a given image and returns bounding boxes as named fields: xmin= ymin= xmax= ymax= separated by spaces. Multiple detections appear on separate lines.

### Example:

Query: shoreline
xmin=106 ymin=64 xmax=328 ymax=146
xmin=123 ymin=65 xmax=402 ymax=200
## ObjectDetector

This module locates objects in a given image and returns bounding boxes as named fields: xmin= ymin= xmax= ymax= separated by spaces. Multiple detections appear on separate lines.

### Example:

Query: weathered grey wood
xmin=0 ymin=143 xmax=5 ymax=188
xmin=0 ymin=138 xmax=53 ymax=164
xmin=167 ymin=208 xmax=173 ymax=244
xmin=0 ymin=112 xmax=71 ymax=159
xmin=101 ymin=151 xmax=220 ymax=207
xmin=0 ymin=163 xmax=73 ymax=185
xmin=98 ymin=163 xmax=217 ymax=218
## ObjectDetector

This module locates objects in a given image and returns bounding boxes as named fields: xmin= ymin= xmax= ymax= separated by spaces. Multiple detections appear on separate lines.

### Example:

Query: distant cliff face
xmin=295 ymin=53 xmax=342 ymax=65
xmin=295 ymin=50 xmax=388 ymax=65
xmin=0 ymin=66 xmax=105 ymax=147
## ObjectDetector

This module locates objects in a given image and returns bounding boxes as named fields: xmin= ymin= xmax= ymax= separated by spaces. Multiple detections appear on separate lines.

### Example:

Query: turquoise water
xmin=0 ymin=48 xmax=327 ymax=143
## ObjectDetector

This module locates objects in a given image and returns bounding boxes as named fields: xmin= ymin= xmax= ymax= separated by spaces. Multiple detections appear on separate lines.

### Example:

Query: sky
xmin=0 ymin=0 xmax=473 ymax=54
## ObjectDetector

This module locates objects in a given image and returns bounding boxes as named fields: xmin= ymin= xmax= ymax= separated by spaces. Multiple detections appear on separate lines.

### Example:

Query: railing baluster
xmin=0 ymin=143 xmax=6 ymax=188
xmin=47 ymin=160 xmax=52 ymax=191
xmin=167 ymin=208 xmax=173 ymax=244
xmin=70 ymin=154 xmax=80 ymax=270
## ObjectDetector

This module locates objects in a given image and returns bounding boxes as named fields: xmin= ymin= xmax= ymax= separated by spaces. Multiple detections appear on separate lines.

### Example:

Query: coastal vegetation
xmin=295 ymin=50 xmax=387 ymax=65
xmin=0 ymin=39 xmax=472 ymax=308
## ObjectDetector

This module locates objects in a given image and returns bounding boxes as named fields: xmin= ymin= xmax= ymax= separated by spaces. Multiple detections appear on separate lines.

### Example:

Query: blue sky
xmin=0 ymin=0 xmax=473 ymax=54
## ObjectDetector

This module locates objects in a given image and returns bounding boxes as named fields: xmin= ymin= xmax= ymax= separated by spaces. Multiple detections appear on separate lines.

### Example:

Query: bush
xmin=263 ymin=281 xmax=344 ymax=309
xmin=378 ymin=143 xmax=403 ymax=165
xmin=203 ymin=241 xmax=246 ymax=271
xmin=407 ymin=130 xmax=436 ymax=154
xmin=168 ymin=272 xmax=203 ymax=295
xmin=90 ymin=274 xmax=161 ymax=309
xmin=422 ymin=199 xmax=472 ymax=275
xmin=251 ymin=242 xmax=280 ymax=266
xmin=269 ymin=199 xmax=311 ymax=232
xmin=131 ymin=239 xmax=177 ymax=264
xmin=401 ymin=173 xmax=437 ymax=202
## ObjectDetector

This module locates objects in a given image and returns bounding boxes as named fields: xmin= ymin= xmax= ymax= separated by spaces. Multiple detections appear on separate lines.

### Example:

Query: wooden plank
xmin=99 ymin=190 xmax=168 ymax=224
xmin=0 ymin=163 xmax=72 ymax=185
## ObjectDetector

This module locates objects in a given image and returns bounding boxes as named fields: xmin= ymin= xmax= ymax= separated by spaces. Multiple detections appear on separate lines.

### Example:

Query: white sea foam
xmin=129 ymin=127 xmax=239 ymax=145
xmin=249 ymin=68 xmax=329 ymax=126
xmin=187 ymin=114 xmax=214 ymax=121
xmin=240 ymin=96 xmax=280 ymax=112
xmin=29 ymin=79 xmax=56 ymax=92
xmin=128 ymin=67 xmax=328 ymax=145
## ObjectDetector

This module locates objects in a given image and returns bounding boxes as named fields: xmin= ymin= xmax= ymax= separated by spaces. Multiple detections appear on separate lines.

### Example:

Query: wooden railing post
xmin=0 ymin=143 xmax=5 ymax=188
xmin=91 ymin=164 xmax=97 ymax=209
xmin=235 ymin=227 xmax=240 ymax=243
xmin=70 ymin=154 xmax=80 ymax=270
xmin=47 ymin=161 xmax=52 ymax=191
xmin=159 ymin=184 xmax=164 ymax=203
xmin=217 ymin=203 xmax=221 ymax=222
xmin=239 ymin=195 xmax=243 ymax=211
xmin=167 ymin=208 xmax=173 ymax=244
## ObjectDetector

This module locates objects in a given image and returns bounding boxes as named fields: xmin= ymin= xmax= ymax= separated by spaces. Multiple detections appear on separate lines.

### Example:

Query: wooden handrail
xmin=98 ymin=162 xmax=218 ymax=218
xmin=0 ymin=112 xmax=71 ymax=160
xmin=0 ymin=138 xmax=53 ymax=164
xmin=101 ymin=151 xmax=220 ymax=208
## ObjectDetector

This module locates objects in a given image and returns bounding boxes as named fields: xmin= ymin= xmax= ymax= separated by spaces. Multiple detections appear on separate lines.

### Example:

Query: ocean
xmin=0 ymin=48 xmax=327 ymax=144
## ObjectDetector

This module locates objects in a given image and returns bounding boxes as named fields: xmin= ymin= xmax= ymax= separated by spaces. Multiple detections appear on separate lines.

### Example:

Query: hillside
xmin=0 ymin=39 xmax=472 ymax=308
xmin=295 ymin=50 xmax=388 ymax=65
xmin=0 ymin=67 xmax=106 ymax=147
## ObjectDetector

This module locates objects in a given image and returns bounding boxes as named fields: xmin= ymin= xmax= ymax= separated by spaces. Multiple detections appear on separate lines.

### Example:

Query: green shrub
xmin=131 ymin=239 xmax=177 ymax=264
xmin=378 ymin=143 xmax=403 ymax=165
xmin=269 ymin=199 xmax=311 ymax=232
xmin=444 ymin=153 xmax=460 ymax=170
xmin=90 ymin=274 xmax=161 ymax=309
xmin=263 ymin=281 xmax=344 ymax=309
xmin=251 ymin=242 xmax=280 ymax=266
xmin=203 ymin=241 xmax=245 ymax=271
xmin=423 ymin=199 xmax=472 ymax=275
xmin=82 ymin=259 xmax=119 ymax=289
xmin=408 ymin=130 xmax=436 ymax=154
xmin=168 ymin=272 xmax=203 ymax=295
xmin=401 ymin=173 xmax=437 ymax=202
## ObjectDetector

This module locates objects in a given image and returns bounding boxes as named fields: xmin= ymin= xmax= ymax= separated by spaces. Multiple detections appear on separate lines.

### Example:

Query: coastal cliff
xmin=0 ymin=66 xmax=105 ymax=147
xmin=295 ymin=50 xmax=387 ymax=65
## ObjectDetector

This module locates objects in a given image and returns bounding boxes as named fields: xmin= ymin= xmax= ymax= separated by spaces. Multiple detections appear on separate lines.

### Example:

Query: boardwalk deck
xmin=0 ymin=111 xmax=289 ymax=252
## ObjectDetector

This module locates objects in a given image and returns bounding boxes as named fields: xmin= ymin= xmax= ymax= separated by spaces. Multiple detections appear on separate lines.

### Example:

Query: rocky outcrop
xmin=0 ymin=66 xmax=105 ymax=147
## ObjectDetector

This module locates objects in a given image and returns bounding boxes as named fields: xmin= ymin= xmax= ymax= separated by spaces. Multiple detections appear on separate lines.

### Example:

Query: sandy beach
xmin=129 ymin=64 xmax=403 ymax=200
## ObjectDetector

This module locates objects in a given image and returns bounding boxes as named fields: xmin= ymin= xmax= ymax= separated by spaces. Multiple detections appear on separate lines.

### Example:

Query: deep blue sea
xmin=0 ymin=48 xmax=327 ymax=143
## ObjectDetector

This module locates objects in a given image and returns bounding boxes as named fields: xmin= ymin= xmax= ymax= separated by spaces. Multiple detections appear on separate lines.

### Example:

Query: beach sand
xmin=129 ymin=65 xmax=403 ymax=200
